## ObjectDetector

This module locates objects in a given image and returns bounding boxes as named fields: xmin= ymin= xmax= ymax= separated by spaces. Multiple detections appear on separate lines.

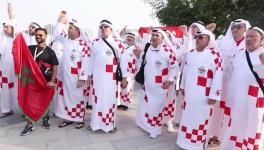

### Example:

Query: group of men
xmin=0 ymin=3 xmax=264 ymax=150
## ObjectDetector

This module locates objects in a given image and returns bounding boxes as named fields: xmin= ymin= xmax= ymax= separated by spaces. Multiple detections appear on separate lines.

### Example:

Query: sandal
xmin=58 ymin=121 xmax=73 ymax=128
xmin=75 ymin=122 xmax=84 ymax=129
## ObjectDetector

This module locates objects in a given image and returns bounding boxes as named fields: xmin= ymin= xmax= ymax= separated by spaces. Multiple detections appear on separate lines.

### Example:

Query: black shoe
xmin=42 ymin=115 xmax=50 ymax=129
xmin=0 ymin=111 xmax=13 ymax=118
xmin=43 ymin=119 xmax=50 ymax=129
xmin=87 ymin=105 xmax=92 ymax=110
xmin=123 ymin=106 xmax=128 ymax=111
xmin=86 ymin=102 xmax=92 ymax=109
xmin=117 ymin=105 xmax=128 ymax=111
xmin=21 ymin=124 xmax=34 ymax=136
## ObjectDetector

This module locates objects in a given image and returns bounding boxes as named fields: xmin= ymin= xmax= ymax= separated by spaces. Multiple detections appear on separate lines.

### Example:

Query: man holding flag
xmin=13 ymin=27 xmax=59 ymax=136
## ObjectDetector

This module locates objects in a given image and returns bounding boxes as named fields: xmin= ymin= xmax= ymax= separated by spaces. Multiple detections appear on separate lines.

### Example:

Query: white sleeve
xmin=167 ymin=49 xmax=180 ymax=82
xmin=208 ymin=52 xmax=223 ymax=101
xmin=79 ymin=42 xmax=91 ymax=80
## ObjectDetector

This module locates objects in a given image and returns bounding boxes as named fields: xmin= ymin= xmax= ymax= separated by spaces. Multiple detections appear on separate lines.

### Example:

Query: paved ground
xmin=0 ymin=84 xmax=219 ymax=150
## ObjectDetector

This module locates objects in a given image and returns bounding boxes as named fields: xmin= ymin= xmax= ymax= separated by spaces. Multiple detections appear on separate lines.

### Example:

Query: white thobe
xmin=177 ymin=48 xmax=223 ymax=150
xmin=135 ymin=43 xmax=179 ymax=137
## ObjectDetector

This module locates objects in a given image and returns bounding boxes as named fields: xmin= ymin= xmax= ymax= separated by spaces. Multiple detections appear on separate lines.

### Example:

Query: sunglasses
xmin=195 ymin=35 xmax=207 ymax=40
xmin=100 ymin=25 xmax=109 ymax=29
xmin=231 ymin=25 xmax=244 ymax=30
xmin=68 ymin=26 xmax=75 ymax=30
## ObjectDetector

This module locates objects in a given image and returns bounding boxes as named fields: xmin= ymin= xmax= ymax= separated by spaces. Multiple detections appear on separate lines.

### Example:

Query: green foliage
xmin=144 ymin=0 xmax=264 ymax=35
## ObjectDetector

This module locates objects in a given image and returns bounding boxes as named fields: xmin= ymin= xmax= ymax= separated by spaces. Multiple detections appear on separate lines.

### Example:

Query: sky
xmin=0 ymin=0 xmax=160 ymax=32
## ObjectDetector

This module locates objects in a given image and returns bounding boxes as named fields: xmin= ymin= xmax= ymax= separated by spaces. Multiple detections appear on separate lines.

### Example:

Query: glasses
xmin=100 ymin=25 xmax=109 ymax=29
xmin=68 ymin=26 xmax=75 ymax=30
xmin=231 ymin=25 xmax=244 ymax=30
xmin=195 ymin=35 xmax=207 ymax=40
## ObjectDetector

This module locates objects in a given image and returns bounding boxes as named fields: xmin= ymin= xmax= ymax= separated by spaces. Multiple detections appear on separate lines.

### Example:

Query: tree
xmin=144 ymin=0 xmax=264 ymax=35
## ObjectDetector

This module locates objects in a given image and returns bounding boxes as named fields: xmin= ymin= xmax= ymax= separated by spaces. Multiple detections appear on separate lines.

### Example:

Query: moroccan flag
xmin=12 ymin=34 xmax=54 ymax=122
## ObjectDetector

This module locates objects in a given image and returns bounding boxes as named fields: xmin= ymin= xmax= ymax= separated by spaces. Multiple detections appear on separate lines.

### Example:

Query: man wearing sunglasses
xmin=176 ymin=30 xmax=223 ymax=150
xmin=86 ymin=20 xmax=125 ymax=133
xmin=20 ymin=28 xmax=59 ymax=136
xmin=209 ymin=19 xmax=251 ymax=143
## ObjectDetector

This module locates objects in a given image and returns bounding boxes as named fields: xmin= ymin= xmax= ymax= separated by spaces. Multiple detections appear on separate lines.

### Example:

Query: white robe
xmin=22 ymin=32 xmax=37 ymax=46
xmin=177 ymin=48 xmax=223 ymax=150
xmin=89 ymin=36 xmax=124 ymax=132
xmin=135 ymin=43 xmax=179 ymax=137
xmin=209 ymin=37 xmax=246 ymax=139
xmin=220 ymin=47 xmax=264 ymax=150
xmin=54 ymin=35 xmax=90 ymax=122
xmin=119 ymin=44 xmax=137 ymax=106
xmin=0 ymin=32 xmax=18 ymax=113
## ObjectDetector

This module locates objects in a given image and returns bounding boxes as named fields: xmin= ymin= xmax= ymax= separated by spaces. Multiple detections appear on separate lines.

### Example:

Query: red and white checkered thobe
xmin=118 ymin=44 xmax=137 ymax=106
xmin=208 ymin=37 xmax=246 ymax=140
xmin=135 ymin=43 xmax=179 ymax=137
xmin=54 ymin=36 xmax=91 ymax=122
xmin=220 ymin=47 xmax=264 ymax=150
xmin=0 ymin=34 xmax=18 ymax=113
xmin=177 ymin=48 xmax=223 ymax=150
xmin=88 ymin=36 xmax=124 ymax=132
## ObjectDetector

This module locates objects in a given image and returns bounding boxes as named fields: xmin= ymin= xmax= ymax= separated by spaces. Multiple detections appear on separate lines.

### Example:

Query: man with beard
xmin=20 ymin=28 xmax=59 ymax=136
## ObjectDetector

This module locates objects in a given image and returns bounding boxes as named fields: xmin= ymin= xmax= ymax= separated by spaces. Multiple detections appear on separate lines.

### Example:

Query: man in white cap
xmin=174 ymin=21 xmax=206 ymax=127
xmin=176 ymin=30 xmax=223 ymax=149
xmin=53 ymin=16 xmax=91 ymax=129
xmin=86 ymin=19 xmax=125 ymax=133
xmin=118 ymin=31 xmax=138 ymax=110
xmin=134 ymin=29 xmax=179 ymax=138
xmin=208 ymin=19 xmax=251 ymax=144
xmin=220 ymin=27 xmax=264 ymax=150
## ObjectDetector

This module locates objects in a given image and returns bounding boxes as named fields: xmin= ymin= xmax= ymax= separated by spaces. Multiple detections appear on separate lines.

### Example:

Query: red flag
xmin=138 ymin=26 xmax=184 ymax=38
xmin=12 ymin=34 xmax=54 ymax=122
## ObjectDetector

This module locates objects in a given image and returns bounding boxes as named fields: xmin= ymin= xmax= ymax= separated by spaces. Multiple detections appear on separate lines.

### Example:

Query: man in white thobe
xmin=208 ymin=19 xmax=251 ymax=143
xmin=220 ymin=27 xmax=264 ymax=150
xmin=118 ymin=32 xmax=138 ymax=110
xmin=134 ymin=29 xmax=179 ymax=138
xmin=87 ymin=20 xmax=125 ymax=133
xmin=0 ymin=19 xmax=18 ymax=118
xmin=53 ymin=18 xmax=91 ymax=129
xmin=176 ymin=30 xmax=223 ymax=150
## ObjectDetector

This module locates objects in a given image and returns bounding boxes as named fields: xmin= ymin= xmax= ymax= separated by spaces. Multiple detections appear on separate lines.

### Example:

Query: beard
xmin=36 ymin=38 xmax=45 ymax=44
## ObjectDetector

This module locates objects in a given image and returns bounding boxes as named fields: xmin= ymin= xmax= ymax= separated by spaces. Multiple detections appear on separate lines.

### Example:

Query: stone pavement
xmin=0 ymin=84 xmax=219 ymax=150
xmin=0 ymin=109 xmax=219 ymax=150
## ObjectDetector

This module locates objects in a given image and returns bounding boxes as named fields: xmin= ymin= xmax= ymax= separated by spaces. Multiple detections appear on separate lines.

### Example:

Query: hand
xmin=162 ymin=81 xmax=172 ymax=89
xmin=86 ymin=76 xmax=92 ymax=86
xmin=7 ymin=2 xmax=14 ymax=19
xmin=57 ymin=10 xmax=68 ymax=24
xmin=77 ymin=80 xmax=85 ymax=88
xmin=47 ymin=81 xmax=56 ymax=88
xmin=208 ymin=99 xmax=217 ymax=105
xmin=179 ymin=25 xmax=188 ymax=35
xmin=133 ymin=47 xmax=141 ymax=58
xmin=120 ymin=25 xmax=127 ymax=37
xmin=148 ymin=26 xmax=154 ymax=33
xmin=206 ymin=23 xmax=216 ymax=32
xmin=121 ymin=78 xmax=128 ymax=89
